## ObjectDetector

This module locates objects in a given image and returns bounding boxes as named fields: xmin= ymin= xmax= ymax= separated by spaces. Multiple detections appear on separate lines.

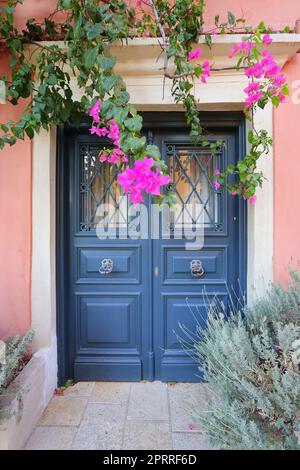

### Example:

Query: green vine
xmin=0 ymin=0 xmax=290 ymax=204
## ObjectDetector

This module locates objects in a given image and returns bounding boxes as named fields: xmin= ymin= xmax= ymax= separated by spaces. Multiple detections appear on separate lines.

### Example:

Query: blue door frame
xmin=56 ymin=112 xmax=247 ymax=385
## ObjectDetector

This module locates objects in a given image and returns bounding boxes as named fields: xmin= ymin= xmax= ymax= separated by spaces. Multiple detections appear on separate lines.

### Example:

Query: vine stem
xmin=164 ymin=65 xmax=247 ymax=80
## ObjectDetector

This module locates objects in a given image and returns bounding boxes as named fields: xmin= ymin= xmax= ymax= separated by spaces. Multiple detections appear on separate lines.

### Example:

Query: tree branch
xmin=164 ymin=65 xmax=246 ymax=80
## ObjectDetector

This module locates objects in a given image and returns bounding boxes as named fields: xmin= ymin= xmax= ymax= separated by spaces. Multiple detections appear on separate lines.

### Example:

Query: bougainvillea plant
xmin=0 ymin=0 xmax=289 ymax=204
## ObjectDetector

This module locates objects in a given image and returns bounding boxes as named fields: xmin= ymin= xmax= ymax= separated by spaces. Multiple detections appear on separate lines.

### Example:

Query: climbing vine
xmin=0 ymin=0 xmax=289 ymax=204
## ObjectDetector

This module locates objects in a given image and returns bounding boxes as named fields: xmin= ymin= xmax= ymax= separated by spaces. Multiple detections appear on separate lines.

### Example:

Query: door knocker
xmin=99 ymin=258 xmax=113 ymax=275
xmin=190 ymin=259 xmax=205 ymax=278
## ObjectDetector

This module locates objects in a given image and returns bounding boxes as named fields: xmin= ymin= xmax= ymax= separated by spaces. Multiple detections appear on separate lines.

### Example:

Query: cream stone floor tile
xmin=127 ymin=382 xmax=169 ymax=420
xmin=63 ymin=381 xmax=95 ymax=397
xmin=168 ymin=383 xmax=208 ymax=432
xmin=123 ymin=421 xmax=172 ymax=450
xmin=90 ymin=382 xmax=131 ymax=404
xmin=172 ymin=432 xmax=214 ymax=450
xmin=24 ymin=426 xmax=77 ymax=450
xmin=71 ymin=403 xmax=126 ymax=450
xmin=38 ymin=396 xmax=88 ymax=426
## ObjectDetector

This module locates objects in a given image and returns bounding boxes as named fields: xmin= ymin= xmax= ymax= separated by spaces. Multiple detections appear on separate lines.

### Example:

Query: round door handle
xmin=190 ymin=259 xmax=204 ymax=278
xmin=99 ymin=258 xmax=113 ymax=274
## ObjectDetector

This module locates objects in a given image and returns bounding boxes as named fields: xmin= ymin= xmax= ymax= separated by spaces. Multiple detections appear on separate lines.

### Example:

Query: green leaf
xmin=227 ymin=11 xmax=235 ymax=25
xmin=62 ymin=0 xmax=71 ymax=9
xmin=87 ymin=23 xmax=104 ymax=40
xmin=123 ymin=136 xmax=146 ymax=154
xmin=271 ymin=95 xmax=280 ymax=107
xmin=145 ymin=145 xmax=161 ymax=160
xmin=124 ymin=115 xmax=143 ymax=133
xmin=97 ymin=55 xmax=116 ymax=71
xmin=47 ymin=74 xmax=58 ymax=85
xmin=25 ymin=127 xmax=34 ymax=139
xmin=84 ymin=47 xmax=99 ymax=69
xmin=205 ymin=34 xmax=212 ymax=48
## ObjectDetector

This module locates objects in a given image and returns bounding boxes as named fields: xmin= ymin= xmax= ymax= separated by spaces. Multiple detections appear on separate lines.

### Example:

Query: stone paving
xmin=24 ymin=381 xmax=213 ymax=450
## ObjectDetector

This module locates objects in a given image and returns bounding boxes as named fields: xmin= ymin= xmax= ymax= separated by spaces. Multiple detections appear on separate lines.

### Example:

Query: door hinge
xmin=154 ymin=266 xmax=159 ymax=277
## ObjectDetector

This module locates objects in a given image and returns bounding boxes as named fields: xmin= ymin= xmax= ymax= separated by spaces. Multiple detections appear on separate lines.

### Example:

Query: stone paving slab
xmin=24 ymin=426 xmax=77 ymax=450
xmin=38 ymin=396 xmax=88 ymax=426
xmin=123 ymin=421 xmax=172 ymax=450
xmin=71 ymin=403 xmax=126 ymax=450
xmin=168 ymin=383 xmax=208 ymax=432
xmin=90 ymin=382 xmax=131 ymax=404
xmin=24 ymin=381 xmax=212 ymax=450
xmin=127 ymin=382 xmax=169 ymax=421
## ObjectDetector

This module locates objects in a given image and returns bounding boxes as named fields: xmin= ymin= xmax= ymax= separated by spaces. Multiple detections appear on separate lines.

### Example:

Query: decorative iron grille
xmin=79 ymin=143 xmax=128 ymax=231
xmin=79 ymin=141 xmax=224 ymax=232
xmin=166 ymin=143 xmax=223 ymax=231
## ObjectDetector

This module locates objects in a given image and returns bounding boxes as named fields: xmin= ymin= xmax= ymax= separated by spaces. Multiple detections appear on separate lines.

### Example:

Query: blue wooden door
xmin=59 ymin=114 xmax=246 ymax=383
xmin=151 ymin=127 xmax=240 ymax=381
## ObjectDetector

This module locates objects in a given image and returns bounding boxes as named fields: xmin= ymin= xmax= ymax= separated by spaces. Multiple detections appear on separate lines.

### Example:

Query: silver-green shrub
xmin=0 ymin=330 xmax=34 ymax=422
xmin=186 ymin=271 xmax=300 ymax=450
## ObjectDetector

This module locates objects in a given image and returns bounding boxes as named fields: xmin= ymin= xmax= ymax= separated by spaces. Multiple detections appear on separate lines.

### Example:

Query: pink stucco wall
xmin=0 ymin=55 xmax=32 ymax=337
xmin=0 ymin=1 xmax=299 ymax=336
xmin=274 ymin=54 xmax=300 ymax=282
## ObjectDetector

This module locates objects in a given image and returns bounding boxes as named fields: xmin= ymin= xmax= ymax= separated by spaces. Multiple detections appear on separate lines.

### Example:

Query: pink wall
xmin=10 ymin=0 xmax=300 ymax=31
xmin=0 ymin=1 xmax=299 ymax=337
xmin=274 ymin=54 xmax=300 ymax=282
xmin=0 ymin=55 xmax=32 ymax=337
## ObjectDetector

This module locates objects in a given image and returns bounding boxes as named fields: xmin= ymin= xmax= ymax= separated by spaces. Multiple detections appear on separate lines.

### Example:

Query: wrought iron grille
xmin=79 ymin=143 xmax=128 ymax=231
xmin=166 ymin=143 xmax=223 ymax=231
xmin=79 ymin=141 xmax=224 ymax=232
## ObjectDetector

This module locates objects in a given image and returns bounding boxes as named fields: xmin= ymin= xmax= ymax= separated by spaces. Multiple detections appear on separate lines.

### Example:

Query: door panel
xmin=162 ymin=246 xmax=227 ymax=284
xmin=68 ymin=137 xmax=150 ymax=381
xmin=77 ymin=245 xmax=141 ymax=284
xmin=151 ymin=129 xmax=238 ymax=381
xmin=59 ymin=114 xmax=246 ymax=383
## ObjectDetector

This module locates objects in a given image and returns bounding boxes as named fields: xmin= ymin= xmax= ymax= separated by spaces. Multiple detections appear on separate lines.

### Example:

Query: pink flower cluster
xmin=188 ymin=48 xmax=211 ymax=83
xmin=228 ymin=39 xmax=255 ymax=58
xmin=244 ymin=50 xmax=287 ymax=106
xmin=214 ymin=169 xmax=221 ymax=190
xmin=229 ymin=34 xmax=287 ymax=109
xmin=231 ymin=183 xmax=257 ymax=204
xmin=229 ymin=34 xmax=272 ymax=59
xmin=117 ymin=157 xmax=170 ymax=204
xmin=89 ymin=99 xmax=101 ymax=123
xmin=89 ymin=100 xmax=127 ymax=164
xmin=244 ymin=82 xmax=263 ymax=109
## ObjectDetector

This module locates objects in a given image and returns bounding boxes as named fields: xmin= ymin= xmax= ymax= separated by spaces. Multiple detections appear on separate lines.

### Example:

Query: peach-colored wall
xmin=0 ymin=1 xmax=299 ymax=337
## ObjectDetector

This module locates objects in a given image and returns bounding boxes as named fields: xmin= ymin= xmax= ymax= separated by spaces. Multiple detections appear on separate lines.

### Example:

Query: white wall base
xmin=0 ymin=339 xmax=57 ymax=450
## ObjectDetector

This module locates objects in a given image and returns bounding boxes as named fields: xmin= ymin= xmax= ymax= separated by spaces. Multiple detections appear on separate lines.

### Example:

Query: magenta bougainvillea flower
xmin=89 ymin=99 xmax=101 ymax=123
xmin=214 ymin=180 xmax=221 ymax=191
xmin=188 ymin=48 xmax=201 ymax=61
xmin=262 ymin=33 xmax=272 ymax=45
xmin=88 ymin=100 xmax=170 ymax=201
xmin=201 ymin=60 xmax=211 ymax=83
xmin=188 ymin=48 xmax=211 ymax=83
xmin=117 ymin=157 xmax=170 ymax=204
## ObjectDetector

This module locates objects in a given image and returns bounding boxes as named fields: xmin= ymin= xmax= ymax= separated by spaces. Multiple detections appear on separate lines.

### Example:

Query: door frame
xmin=56 ymin=111 xmax=247 ymax=385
